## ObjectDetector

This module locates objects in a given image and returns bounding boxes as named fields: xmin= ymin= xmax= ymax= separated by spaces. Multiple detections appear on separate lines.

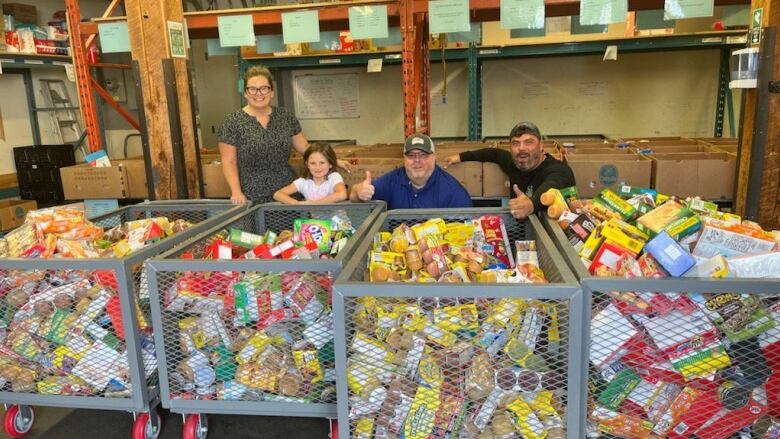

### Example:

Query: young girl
xmin=274 ymin=143 xmax=347 ymax=204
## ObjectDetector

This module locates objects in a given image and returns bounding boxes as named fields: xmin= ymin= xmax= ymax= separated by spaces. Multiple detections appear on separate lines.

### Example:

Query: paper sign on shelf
xmin=579 ymin=0 xmax=628 ymax=25
xmin=282 ymin=10 xmax=321 ymax=44
xmin=429 ymin=0 xmax=471 ymax=34
xmin=664 ymin=0 xmax=714 ymax=20
xmin=98 ymin=22 xmax=131 ymax=53
xmin=349 ymin=5 xmax=389 ymax=40
xmin=501 ymin=0 xmax=545 ymax=30
xmin=367 ymin=58 xmax=383 ymax=73
xmin=217 ymin=15 xmax=255 ymax=47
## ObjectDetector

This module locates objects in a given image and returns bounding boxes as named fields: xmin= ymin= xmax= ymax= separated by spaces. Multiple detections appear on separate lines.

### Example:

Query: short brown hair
xmin=243 ymin=65 xmax=274 ymax=90
xmin=302 ymin=143 xmax=338 ymax=179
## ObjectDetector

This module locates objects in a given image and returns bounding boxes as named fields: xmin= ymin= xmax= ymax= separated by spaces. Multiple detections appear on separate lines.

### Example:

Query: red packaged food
xmin=477 ymin=215 xmax=514 ymax=268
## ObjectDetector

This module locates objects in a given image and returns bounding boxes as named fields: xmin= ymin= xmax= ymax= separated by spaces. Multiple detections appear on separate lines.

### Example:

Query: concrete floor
xmin=0 ymin=406 xmax=330 ymax=438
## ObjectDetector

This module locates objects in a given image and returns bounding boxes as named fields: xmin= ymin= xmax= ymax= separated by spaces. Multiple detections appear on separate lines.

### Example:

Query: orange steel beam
xmin=66 ymin=0 xmax=102 ymax=152
xmin=419 ymin=13 xmax=430 ymax=135
xmin=401 ymin=0 xmax=416 ymax=137
xmin=90 ymin=79 xmax=141 ymax=131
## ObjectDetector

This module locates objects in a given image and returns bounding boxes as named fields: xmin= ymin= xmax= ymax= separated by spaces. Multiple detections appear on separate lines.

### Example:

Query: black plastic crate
xmin=13 ymin=144 xmax=76 ymax=169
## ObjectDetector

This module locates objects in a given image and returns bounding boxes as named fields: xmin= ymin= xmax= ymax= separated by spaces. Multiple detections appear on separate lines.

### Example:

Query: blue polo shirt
xmin=372 ymin=165 xmax=473 ymax=209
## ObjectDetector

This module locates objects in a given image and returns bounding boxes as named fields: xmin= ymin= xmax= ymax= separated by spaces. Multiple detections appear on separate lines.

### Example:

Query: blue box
xmin=644 ymin=231 xmax=696 ymax=277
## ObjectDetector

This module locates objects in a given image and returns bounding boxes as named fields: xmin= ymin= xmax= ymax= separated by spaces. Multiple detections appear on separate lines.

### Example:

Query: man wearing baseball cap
xmin=443 ymin=122 xmax=575 ymax=219
xmin=350 ymin=133 xmax=472 ymax=209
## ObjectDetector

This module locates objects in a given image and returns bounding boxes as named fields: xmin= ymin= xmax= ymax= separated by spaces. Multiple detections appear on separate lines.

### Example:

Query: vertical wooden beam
xmin=125 ymin=0 xmax=201 ymax=199
xmin=735 ymin=0 xmax=779 ymax=229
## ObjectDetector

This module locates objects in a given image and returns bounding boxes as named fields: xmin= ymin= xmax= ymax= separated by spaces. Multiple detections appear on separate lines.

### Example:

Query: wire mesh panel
xmin=333 ymin=209 xmax=583 ymax=439
xmin=146 ymin=202 xmax=384 ymax=417
xmin=583 ymin=278 xmax=780 ymax=439
xmin=0 ymin=201 xmax=245 ymax=411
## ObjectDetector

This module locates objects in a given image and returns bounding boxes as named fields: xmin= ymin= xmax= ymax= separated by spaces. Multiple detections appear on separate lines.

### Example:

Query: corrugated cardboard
xmin=439 ymin=161 xmax=482 ymax=197
xmin=650 ymin=152 xmax=736 ymax=199
xmin=0 ymin=199 xmax=36 ymax=231
xmin=60 ymin=159 xmax=148 ymax=200
xmin=632 ymin=145 xmax=715 ymax=154
xmin=201 ymin=160 xmax=230 ymax=198
xmin=565 ymin=153 xmax=653 ymax=198
xmin=483 ymin=163 xmax=510 ymax=197
xmin=341 ymin=158 xmax=401 ymax=188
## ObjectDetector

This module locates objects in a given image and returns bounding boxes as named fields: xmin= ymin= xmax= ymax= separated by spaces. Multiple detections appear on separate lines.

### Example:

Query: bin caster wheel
xmin=3 ymin=405 xmax=34 ymax=438
xmin=329 ymin=419 xmax=338 ymax=439
xmin=183 ymin=414 xmax=208 ymax=439
xmin=132 ymin=410 xmax=162 ymax=439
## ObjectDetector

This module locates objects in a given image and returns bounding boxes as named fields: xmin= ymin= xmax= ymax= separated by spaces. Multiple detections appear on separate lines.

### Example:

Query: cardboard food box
xmin=619 ymin=136 xmax=692 ymax=143
xmin=565 ymin=153 xmax=653 ymax=198
xmin=650 ymin=152 xmax=736 ymax=200
xmin=60 ymin=159 xmax=148 ymax=200
xmin=0 ymin=199 xmax=36 ymax=231
xmin=633 ymin=144 xmax=716 ymax=154
xmin=1 ymin=3 xmax=36 ymax=25
xmin=340 ymin=157 xmax=401 ymax=188
xmin=482 ymin=162 xmax=510 ymax=197
xmin=438 ymin=161 xmax=482 ymax=197
xmin=709 ymin=144 xmax=738 ymax=155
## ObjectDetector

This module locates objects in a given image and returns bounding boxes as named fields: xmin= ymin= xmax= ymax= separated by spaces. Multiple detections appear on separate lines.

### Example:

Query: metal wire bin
xmin=332 ymin=208 xmax=584 ymax=439
xmin=582 ymin=278 xmax=780 ymax=439
xmin=541 ymin=213 xmax=780 ymax=437
xmin=0 ymin=200 xmax=246 ymax=439
xmin=145 ymin=202 xmax=385 ymax=439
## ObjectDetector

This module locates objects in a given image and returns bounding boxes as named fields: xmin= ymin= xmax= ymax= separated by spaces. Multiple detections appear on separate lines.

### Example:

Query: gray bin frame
xmin=542 ymin=213 xmax=780 ymax=436
xmin=0 ymin=200 xmax=247 ymax=412
xmin=581 ymin=277 xmax=780 ymax=438
xmin=332 ymin=208 xmax=584 ymax=439
xmin=145 ymin=201 xmax=385 ymax=418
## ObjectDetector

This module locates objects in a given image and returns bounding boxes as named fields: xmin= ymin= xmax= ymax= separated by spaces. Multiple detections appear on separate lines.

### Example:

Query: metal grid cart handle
xmin=332 ymin=208 xmax=584 ymax=439
xmin=145 ymin=202 xmax=385 ymax=439
xmin=0 ymin=200 xmax=246 ymax=439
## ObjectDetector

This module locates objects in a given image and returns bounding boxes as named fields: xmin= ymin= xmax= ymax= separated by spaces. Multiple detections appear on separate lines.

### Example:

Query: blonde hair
xmin=243 ymin=65 xmax=274 ymax=90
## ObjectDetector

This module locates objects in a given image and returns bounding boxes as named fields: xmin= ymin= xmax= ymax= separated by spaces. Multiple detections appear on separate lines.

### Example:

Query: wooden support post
xmin=735 ymin=0 xmax=779 ymax=228
xmin=125 ymin=0 xmax=201 ymax=199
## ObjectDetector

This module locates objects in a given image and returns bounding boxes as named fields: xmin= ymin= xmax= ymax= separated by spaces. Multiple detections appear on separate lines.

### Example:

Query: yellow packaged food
xmin=433 ymin=303 xmax=479 ymax=332
xmin=486 ymin=298 xmax=527 ymax=328
xmin=293 ymin=348 xmax=324 ymax=384
xmin=235 ymin=332 xmax=271 ymax=364
xmin=404 ymin=385 xmax=441 ymax=439
xmin=507 ymin=397 xmax=547 ymax=439
xmin=355 ymin=418 xmax=375 ymax=439
xmin=418 ymin=350 xmax=443 ymax=387
xmin=411 ymin=218 xmax=447 ymax=241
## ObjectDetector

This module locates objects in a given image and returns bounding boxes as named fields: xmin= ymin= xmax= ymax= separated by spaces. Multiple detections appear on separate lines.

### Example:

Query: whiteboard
xmin=293 ymin=73 xmax=360 ymax=119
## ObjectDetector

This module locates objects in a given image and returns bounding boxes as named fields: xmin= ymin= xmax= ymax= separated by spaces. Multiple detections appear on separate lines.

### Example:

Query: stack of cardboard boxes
xmin=57 ymin=136 xmax=738 ymax=202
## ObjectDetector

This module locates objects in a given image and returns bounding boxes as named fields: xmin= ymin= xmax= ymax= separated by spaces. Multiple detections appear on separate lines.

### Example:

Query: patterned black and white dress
xmin=217 ymin=106 xmax=302 ymax=203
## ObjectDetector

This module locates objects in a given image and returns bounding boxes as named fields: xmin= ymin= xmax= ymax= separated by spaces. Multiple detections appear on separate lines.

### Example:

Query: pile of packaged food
xmin=0 ymin=206 xmax=192 ymax=259
xmin=0 ymin=206 xmax=191 ymax=398
xmin=345 ymin=216 xmax=567 ymax=438
xmin=161 ymin=214 xmax=357 ymax=402
xmin=543 ymin=186 xmax=780 ymax=439
xmin=368 ymin=216 xmax=546 ymax=284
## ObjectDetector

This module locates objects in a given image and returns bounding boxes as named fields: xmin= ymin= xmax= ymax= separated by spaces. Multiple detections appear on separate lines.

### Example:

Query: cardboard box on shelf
xmin=1 ymin=3 xmax=36 ymax=25
xmin=60 ymin=159 xmax=147 ymax=200
xmin=340 ymin=158 xmax=401 ymax=188
xmin=632 ymin=144 xmax=716 ymax=154
xmin=0 ymin=199 xmax=36 ymax=231
xmin=483 ymin=162 xmax=510 ymax=197
xmin=200 ymin=158 xmax=230 ymax=198
xmin=439 ymin=161 xmax=482 ymax=197
xmin=565 ymin=153 xmax=653 ymax=198
xmin=650 ymin=152 xmax=736 ymax=200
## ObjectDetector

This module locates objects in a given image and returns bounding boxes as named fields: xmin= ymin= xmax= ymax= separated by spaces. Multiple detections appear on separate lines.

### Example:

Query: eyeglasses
xmin=404 ymin=152 xmax=431 ymax=161
xmin=245 ymin=86 xmax=272 ymax=96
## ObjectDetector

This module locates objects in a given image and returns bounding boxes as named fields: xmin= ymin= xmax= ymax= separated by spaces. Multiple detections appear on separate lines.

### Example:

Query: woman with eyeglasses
xmin=217 ymin=66 xmax=350 ymax=204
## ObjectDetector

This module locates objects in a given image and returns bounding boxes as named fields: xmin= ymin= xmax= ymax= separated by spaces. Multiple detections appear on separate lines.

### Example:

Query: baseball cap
xmin=404 ymin=133 xmax=435 ymax=155
xmin=509 ymin=122 xmax=542 ymax=141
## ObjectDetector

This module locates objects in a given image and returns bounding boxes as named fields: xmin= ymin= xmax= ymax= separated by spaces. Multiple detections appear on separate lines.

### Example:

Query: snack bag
xmin=293 ymin=219 xmax=333 ymax=253
xmin=476 ymin=215 xmax=514 ymax=268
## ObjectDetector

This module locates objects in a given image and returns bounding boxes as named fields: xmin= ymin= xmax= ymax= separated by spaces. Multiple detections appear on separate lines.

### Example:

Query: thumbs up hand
xmin=508 ymin=184 xmax=533 ymax=219
xmin=357 ymin=171 xmax=375 ymax=201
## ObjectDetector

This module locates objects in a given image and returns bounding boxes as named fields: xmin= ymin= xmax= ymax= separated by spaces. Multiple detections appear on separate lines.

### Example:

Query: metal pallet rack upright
xmin=0 ymin=200 xmax=246 ymax=439
xmin=146 ymin=202 xmax=384 ymax=439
